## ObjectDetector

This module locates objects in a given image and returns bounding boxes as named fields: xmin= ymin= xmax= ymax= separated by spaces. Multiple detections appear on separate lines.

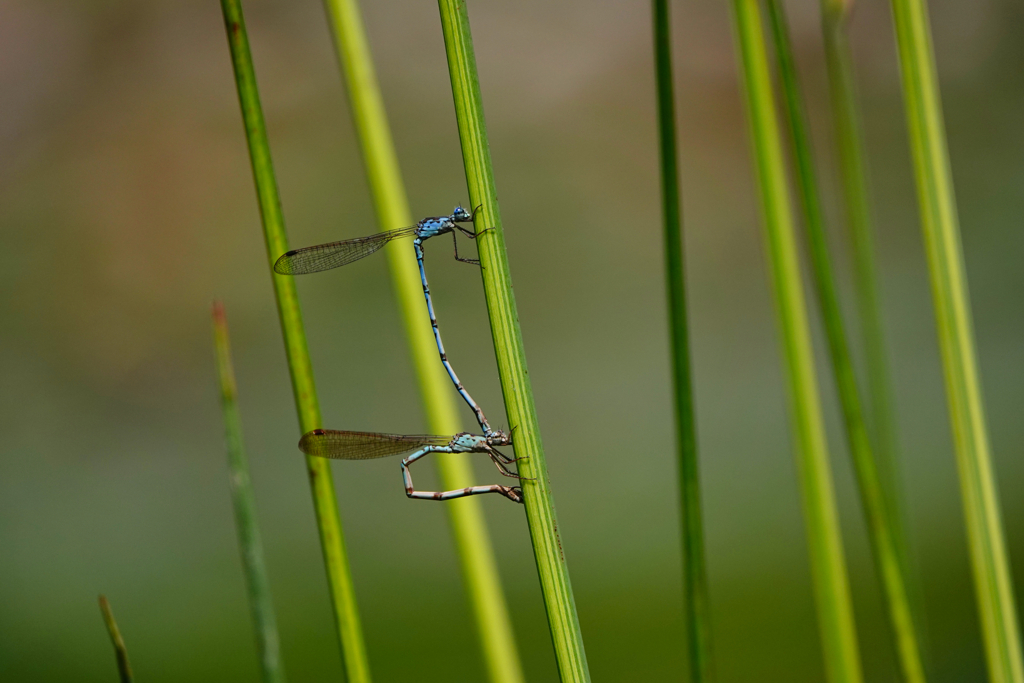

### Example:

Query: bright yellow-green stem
xmin=651 ymin=1 xmax=714 ymax=681
xmin=889 ymin=1 xmax=1024 ymax=681
xmin=319 ymin=2 xmax=524 ymax=682
xmin=219 ymin=3 xmax=371 ymax=681
xmin=436 ymin=1 xmax=591 ymax=681
xmin=729 ymin=2 xmax=863 ymax=682
xmin=213 ymin=302 xmax=287 ymax=683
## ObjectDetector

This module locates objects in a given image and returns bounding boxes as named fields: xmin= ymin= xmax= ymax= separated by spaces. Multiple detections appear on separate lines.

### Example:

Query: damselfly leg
xmin=401 ymin=446 xmax=523 ymax=503
xmin=452 ymin=230 xmax=480 ymax=265
xmin=451 ymin=228 xmax=500 ymax=265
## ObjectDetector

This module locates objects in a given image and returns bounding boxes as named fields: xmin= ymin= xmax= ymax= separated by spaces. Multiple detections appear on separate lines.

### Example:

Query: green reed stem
xmin=651 ymin=1 xmax=714 ymax=681
xmin=98 ymin=595 xmax=133 ymax=683
xmin=319 ymin=2 xmax=525 ymax=682
xmin=764 ymin=3 xmax=926 ymax=681
xmin=889 ymin=1 xmax=1024 ymax=681
xmin=729 ymin=2 xmax=862 ymax=681
xmin=436 ymin=1 xmax=591 ymax=681
xmin=220 ymin=3 xmax=371 ymax=681
xmin=212 ymin=302 xmax=287 ymax=683
xmin=820 ymin=0 xmax=909 ymax=557
xmin=821 ymin=1 xmax=929 ymax=662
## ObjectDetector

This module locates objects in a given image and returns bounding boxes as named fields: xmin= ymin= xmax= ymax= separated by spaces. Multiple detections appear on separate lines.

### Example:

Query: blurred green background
xmin=1 ymin=1 xmax=1022 ymax=681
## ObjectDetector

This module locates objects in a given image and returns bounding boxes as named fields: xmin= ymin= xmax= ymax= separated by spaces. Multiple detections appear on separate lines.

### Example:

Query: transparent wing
xmin=298 ymin=429 xmax=451 ymax=460
xmin=273 ymin=226 xmax=418 ymax=275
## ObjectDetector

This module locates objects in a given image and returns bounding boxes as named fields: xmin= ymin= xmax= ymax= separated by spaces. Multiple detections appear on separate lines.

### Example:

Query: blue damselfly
xmin=274 ymin=207 xmax=497 ymax=436
xmin=299 ymin=428 xmax=524 ymax=503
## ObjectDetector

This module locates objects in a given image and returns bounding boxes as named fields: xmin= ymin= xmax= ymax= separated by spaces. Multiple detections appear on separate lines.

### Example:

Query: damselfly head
xmin=451 ymin=205 xmax=473 ymax=222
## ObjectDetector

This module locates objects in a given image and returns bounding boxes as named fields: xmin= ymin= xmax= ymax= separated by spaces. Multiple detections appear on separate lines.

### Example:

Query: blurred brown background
xmin=1 ymin=1 xmax=1022 ymax=681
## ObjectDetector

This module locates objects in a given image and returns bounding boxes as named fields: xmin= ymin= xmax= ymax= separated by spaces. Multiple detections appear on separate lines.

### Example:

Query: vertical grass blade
xmin=821 ymin=0 xmax=927 ymax=660
xmin=212 ymin=301 xmax=287 ymax=683
xmin=435 ymin=1 xmax=591 ymax=681
xmin=821 ymin=0 xmax=908 ymax=550
xmin=651 ymin=1 xmax=714 ymax=681
xmin=764 ymin=3 xmax=926 ymax=681
xmin=219 ymin=3 xmax=372 ymax=681
xmin=98 ymin=595 xmax=133 ymax=683
xmin=729 ymin=2 xmax=863 ymax=681
xmin=319 ymin=2 xmax=525 ymax=682
xmin=888 ymin=1 xmax=1024 ymax=681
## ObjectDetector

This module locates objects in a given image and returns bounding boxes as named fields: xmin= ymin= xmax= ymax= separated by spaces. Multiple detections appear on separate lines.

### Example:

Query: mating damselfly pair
xmin=276 ymin=206 xmax=525 ymax=504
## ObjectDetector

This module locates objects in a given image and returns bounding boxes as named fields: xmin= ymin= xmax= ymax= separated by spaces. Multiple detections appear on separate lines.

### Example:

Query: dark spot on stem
xmin=553 ymin=520 xmax=565 ymax=563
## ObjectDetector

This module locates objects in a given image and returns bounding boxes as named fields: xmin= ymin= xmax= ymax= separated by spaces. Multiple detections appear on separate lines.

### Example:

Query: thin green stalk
xmin=435 ymin=2 xmax=591 ymax=681
xmin=821 ymin=0 xmax=929 ymax=664
xmin=212 ymin=301 xmax=287 ymax=683
xmin=764 ymin=3 xmax=925 ymax=681
xmin=821 ymin=0 xmax=908 ymax=552
xmin=219 ymin=3 xmax=372 ymax=681
xmin=319 ymin=2 xmax=524 ymax=682
xmin=98 ymin=595 xmax=133 ymax=683
xmin=888 ymin=1 xmax=1024 ymax=681
xmin=729 ymin=2 xmax=862 ymax=682
xmin=651 ymin=1 xmax=714 ymax=681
